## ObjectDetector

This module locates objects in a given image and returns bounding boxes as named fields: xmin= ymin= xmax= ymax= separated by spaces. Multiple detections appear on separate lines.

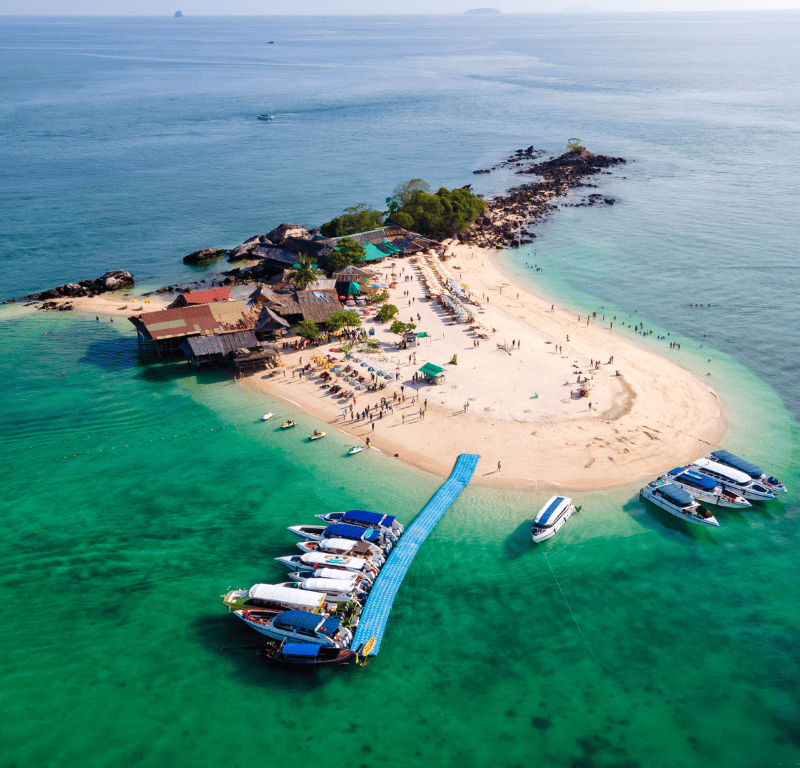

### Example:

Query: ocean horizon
xmin=1 ymin=12 xmax=799 ymax=768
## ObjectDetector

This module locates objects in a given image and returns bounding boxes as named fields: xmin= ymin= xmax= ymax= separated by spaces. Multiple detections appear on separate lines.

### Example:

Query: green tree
xmin=325 ymin=237 xmax=366 ymax=273
xmin=567 ymin=137 xmax=585 ymax=152
xmin=386 ymin=179 xmax=431 ymax=216
xmin=326 ymin=310 xmax=361 ymax=331
xmin=390 ymin=320 xmax=416 ymax=335
xmin=388 ymin=186 xmax=485 ymax=240
xmin=292 ymin=319 xmax=321 ymax=341
xmin=291 ymin=254 xmax=318 ymax=290
xmin=376 ymin=304 xmax=399 ymax=322
xmin=370 ymin=291 xmax=389 ymax=304
xmin=320 ymin=204 xmax=384 ymax=238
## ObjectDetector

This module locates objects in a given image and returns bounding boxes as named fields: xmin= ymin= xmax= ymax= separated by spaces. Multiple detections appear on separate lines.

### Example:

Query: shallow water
xmin=1 ymin=13 xmax=799 ymax=768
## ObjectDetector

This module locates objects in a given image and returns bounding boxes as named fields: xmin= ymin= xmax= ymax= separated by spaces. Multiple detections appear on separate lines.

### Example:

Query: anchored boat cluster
xmin=221 ymin=509 xmax=403 ymax=668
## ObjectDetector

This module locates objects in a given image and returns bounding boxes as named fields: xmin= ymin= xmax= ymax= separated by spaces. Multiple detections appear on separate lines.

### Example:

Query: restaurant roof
xmin=168 ymin=286 xmax=231 ymax=308
xmin=129 ymin=300 xmax=260 ymax=341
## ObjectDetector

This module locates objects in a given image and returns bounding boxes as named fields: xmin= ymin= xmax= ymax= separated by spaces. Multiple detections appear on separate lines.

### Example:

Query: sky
xmin=0 ymin=0 xmax=797 ymax=15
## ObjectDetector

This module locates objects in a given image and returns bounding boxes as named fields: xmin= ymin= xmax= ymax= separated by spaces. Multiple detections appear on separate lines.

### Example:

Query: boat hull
xmin=665 ymin=478 xmax=751 ymax=509
xmin=640 ymin=488 xmax=719 ymax=527
xmin=531 ymin=506 xmax=575 ymax=542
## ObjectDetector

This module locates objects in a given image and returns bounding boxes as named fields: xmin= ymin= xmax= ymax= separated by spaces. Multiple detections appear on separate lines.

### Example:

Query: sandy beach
xmin=240 ymin=243 xmax=725 ymax=490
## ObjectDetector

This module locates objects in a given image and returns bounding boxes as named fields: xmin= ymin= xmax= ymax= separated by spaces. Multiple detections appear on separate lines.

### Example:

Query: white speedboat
xmin=314 ymin=509 xmax=404 ymax=538
xmin=275 ymin=551 xmax=379 ymax=579
xmin=221 ymin=583 xmax=326 ymax=615
xmin=691 ymin=458 xmax=775 ymax=501
xmin=531 ymin=495 xmax=577 ymax=542
xmin=234 ymin=609 xmax=352 ymax=648
xmin=261 ymin=412 xmax=274 ymax=421
xmin=708 ymin=450 xmax=787 ymax=495
xmin=287 ymin=523 xmax=393 ymax=550
xmin=640 ymin=479 xmax=719 ymax=527
xmin=665 ymin=468 xmax=751 ymax=509
xmin=296 ymin=538 xmax=386 ymax=566
xmin=273 ymin=579 xmax=367 ymax=605
xmin=289 ymin=567 xmax=374 ymax=587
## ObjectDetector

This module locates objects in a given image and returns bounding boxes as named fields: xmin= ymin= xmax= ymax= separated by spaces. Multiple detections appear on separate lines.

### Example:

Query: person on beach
xmin=497 ymin=461 xmax=501 ymax=472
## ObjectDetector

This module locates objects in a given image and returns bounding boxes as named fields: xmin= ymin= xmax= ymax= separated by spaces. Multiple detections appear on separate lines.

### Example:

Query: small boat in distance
xmin=261 ymin=412 xmax=274 ymax=421
xmin=257 ymin=114 xmax=274 ymax=121
xmin=707 ymin=450 xmax=787 ymax=495
xmin=531 ymin=495 xmax=577 ymax=542
xmin=280 ymin=419 xmax=297 ymax=429
xmin=309 ymin=430 xmax=326 ymax=441
xmin=640 ymin=479 xmax=719 ymax=527
xmin=691 ymin=458 xmax=775 ymax=501
xmin=665 ymin=467 xmax=751 ymax=508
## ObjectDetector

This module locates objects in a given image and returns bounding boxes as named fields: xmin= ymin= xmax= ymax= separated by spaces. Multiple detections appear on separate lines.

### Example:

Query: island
xmin=174 ymin=10 xmax=183 ymax=17
xmin=463 ymin=7 xmax=501 ymax=13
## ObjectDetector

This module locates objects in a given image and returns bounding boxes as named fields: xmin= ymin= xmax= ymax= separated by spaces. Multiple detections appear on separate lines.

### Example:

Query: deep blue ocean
xmin=1 ymin=13 xmax=799 ymax=768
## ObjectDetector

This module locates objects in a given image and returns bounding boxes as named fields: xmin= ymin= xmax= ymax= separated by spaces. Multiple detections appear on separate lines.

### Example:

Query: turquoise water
xmin=1 ymin=13 xmax=799 ymax=768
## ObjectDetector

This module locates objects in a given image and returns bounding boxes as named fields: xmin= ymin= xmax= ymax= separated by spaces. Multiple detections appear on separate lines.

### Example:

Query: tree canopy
xmin=567 ymin=137 xmax=585 ymax=152
xmin=325 ymin=237 xmax=365 ymax=273
xmin=376 ymin=304 xmax=398 ymax=322
xmin=387 ymin=185 xmax=485 ymax=239
xmin=326 ymin=310 xmax=361 ymax=331
xmin=385 ymin=179 xmax=430 ymax=216
xmin=390 ymin=320 xmax=416 ymax=335
xmin=320 ymin=204 xmax=384 ymax=238
xmin=292 ymin=319 xmax=321 ymax=341
xmin=291 ymin=254 xmax=318 ymax=290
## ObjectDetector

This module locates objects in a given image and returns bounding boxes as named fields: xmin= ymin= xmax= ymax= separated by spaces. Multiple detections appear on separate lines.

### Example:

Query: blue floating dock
xmin=351 ymin=453 xmax=480 ymax=656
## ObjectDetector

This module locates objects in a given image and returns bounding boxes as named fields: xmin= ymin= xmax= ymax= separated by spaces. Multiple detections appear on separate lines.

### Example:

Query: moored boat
xmin=666 ymin=467 xmax=751 ymax=508
xmin=280 ymin=420 xmax=297 ymax=429
xmin=691 ymin=458 xmax=775 ymax=501
xmin=289 ymin=567 xmax=374 ymax=586
xmin=315 ymin=509 xmax=404 ymax=537
xmin=273 ymin=578 xmax=367 ymax=605
xmin=531 ymin=495 xmax=577 ymax=542
xmin=275 ymin=551 xmax=379 ymax=578
xmin=308 ymin=430 xmax=326 ymax=441
xmin=261 ymin=412 xmax=274 ymax=421
xmin=287 ymin=522 xmax=393 ymax=550
xmin=221 ymin=583 xmax=327 ymax=615
xmin=640 ymin=479 xmax=719 ymax=527
xmin=258 ymin=639 xmax=356 ymax=668
xmin=296 ymin=538 xmax=386 ymax=566
xmin=235 ymin=608 xmax=352 ymax=648
xmin=708 ymin=450 xmax=787 ymax=494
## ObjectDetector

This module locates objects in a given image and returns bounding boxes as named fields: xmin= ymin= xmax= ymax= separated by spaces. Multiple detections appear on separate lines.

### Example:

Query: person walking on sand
xmin=497 ymin=461 xmax=501 ymax=472
xmin=402 ymin=415 xmax=405 ymax=425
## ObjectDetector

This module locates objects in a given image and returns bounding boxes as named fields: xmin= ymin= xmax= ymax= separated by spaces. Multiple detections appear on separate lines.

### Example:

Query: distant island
xmin=174 ymin=10 xmax=183 ymax=17
xmin=463 ymin=7 xmax=501 ymax=14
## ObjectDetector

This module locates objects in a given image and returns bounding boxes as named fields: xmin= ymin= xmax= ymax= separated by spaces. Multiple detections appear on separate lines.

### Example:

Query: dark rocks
xmin=40 ymin=300 xmax=74 ymax=311
xmin=266 ymin=223 xmax=310 ymax=244
xmin=604 ymin=197 xmax=616 ymax=205
xmin=227 ymin=243 xmax=258 ymax=261
xmin=473 ymin=169 xmax=491 ymax=174
xmin=183 ymin=248 xmax=226 ymax=265
xmin=27 ymin=270 xmax=135 ymax=301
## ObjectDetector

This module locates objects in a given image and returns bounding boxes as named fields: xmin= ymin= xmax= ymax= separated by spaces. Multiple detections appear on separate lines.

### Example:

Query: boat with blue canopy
xmin=257 ymin=639 xmax=356 ymax=668
xmin=640 ymin=479 xmax=719 ymax=527
xmin=691 ymin=458 xmax=775 ymax=501
xmin=531 ymin=495 xmax=577 ymax=542
xmin=315 ymin=509 xmax=404 ymax=537
xmin=235 ymin=608 xmax=353 ymax=648
xmin=666 ymin=467 xmax=751 ymax=508
xmin=287 ymin=522 xmax=393 ymax=551
xmin=708 ymin=450 xmax=787 ymax=494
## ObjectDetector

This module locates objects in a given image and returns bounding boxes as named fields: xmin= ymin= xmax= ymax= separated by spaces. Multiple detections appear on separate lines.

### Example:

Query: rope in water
xmin=539 ymin=545 xmax=626 ymax=716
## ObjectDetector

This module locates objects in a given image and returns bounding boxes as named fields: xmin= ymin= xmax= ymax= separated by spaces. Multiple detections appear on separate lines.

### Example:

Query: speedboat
xmin=261 ymin=412 xmax=274 ymax=421
xmin=257 ymin=114 xmax=274 ymax=121
xmin=347 ymin=446 xmax=364 ymax=456
xmin=296 ymin=538 xmax=386 ymax=566
xmin=221 ymin=583 xmax=327 ymax=615
xmin=309 ymin=431 xmax=326 ymax=441
xmin=287 ymin=523 xmax=393 ymax=551
xmin=275 ymin=551 xmax=379 ymax=579
xmin=235 ymin=609 xmax=352 ymax=648
xmin=691 ymin=458 xmax=775 ymax=501
xmin=315 ymin=509 xmax=404 ymax=537
xmin=280 ymin=420 xmax=297 ymax=429
xmin=531 ymin=495 xmax=577 ymax=542
xmin=708 ymin=450 xmax=787 ymax=495
xmin=665 ymin=467 xmax=751 ymax=508
xmin=257 ymin=639 xmax=356 ymax=668
xmin=272 ymin=579 xmax=367 ymax=605
xmin=289 ymin=567 xmax=374 ymax=587
xmin=640 ymin=479 xmax=719 ymax=527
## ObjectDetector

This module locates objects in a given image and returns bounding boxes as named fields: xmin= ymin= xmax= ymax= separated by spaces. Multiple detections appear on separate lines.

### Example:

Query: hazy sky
xmin=1 ymin=0 xmax=797 ymax=14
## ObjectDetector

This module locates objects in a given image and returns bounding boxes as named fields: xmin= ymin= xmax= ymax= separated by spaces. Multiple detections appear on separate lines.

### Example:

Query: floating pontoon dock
xmin=351 ymin=453 xmax=480 ymax=656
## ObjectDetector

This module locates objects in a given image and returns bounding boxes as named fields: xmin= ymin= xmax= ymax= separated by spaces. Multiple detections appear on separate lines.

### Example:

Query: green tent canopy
xmin=418 ymin=363 xmax=444 ymax=377
xmin=346 ymin=281 xmax=360 ymax=296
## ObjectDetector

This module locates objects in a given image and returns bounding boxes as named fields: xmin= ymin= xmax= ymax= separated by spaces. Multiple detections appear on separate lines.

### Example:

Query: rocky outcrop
xmin=183 ymin=248 xmax=226 ymax=265
xmin=265 ymin=223 xmax=310 ymax=244
xmin=26 ymin=270 xmax=135 ymax=301
xmin=460 ymin=148 xmax=626 ymax=249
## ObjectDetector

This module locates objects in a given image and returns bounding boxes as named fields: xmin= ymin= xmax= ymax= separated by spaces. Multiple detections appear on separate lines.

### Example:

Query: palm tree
xmin=292 ymin=254 xmax=317 ymax=290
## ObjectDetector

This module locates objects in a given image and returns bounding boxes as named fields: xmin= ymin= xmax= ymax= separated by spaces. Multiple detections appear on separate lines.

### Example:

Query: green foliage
xmin=325 ymin=237 xmax=366 ymax=273
xmin=390 ymin=320 xmax=416 ymax=335
xmin=291 ymin=254 xmax=318 ymax=290
xmin=326 ymin=310 xmax=361 ymax=331
xmin=320 ymin=204 xmax=384 ymax=238
xmin=449 ymin=354 xmax=458 ymax=365
xmin=386 ymin=179 xmax=431 ymax=215
xmin=376 ymin=304 xmax=399 ymax=322
xmin=370 ymin=291 xmax=389 ymax=304
xmin=388 ymin=186 xmax=485 ymax=239
xmin=567 ymin=137 xmax=585 ymax=152
xmin=292 ymin=319 xmax=321 ymax=341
